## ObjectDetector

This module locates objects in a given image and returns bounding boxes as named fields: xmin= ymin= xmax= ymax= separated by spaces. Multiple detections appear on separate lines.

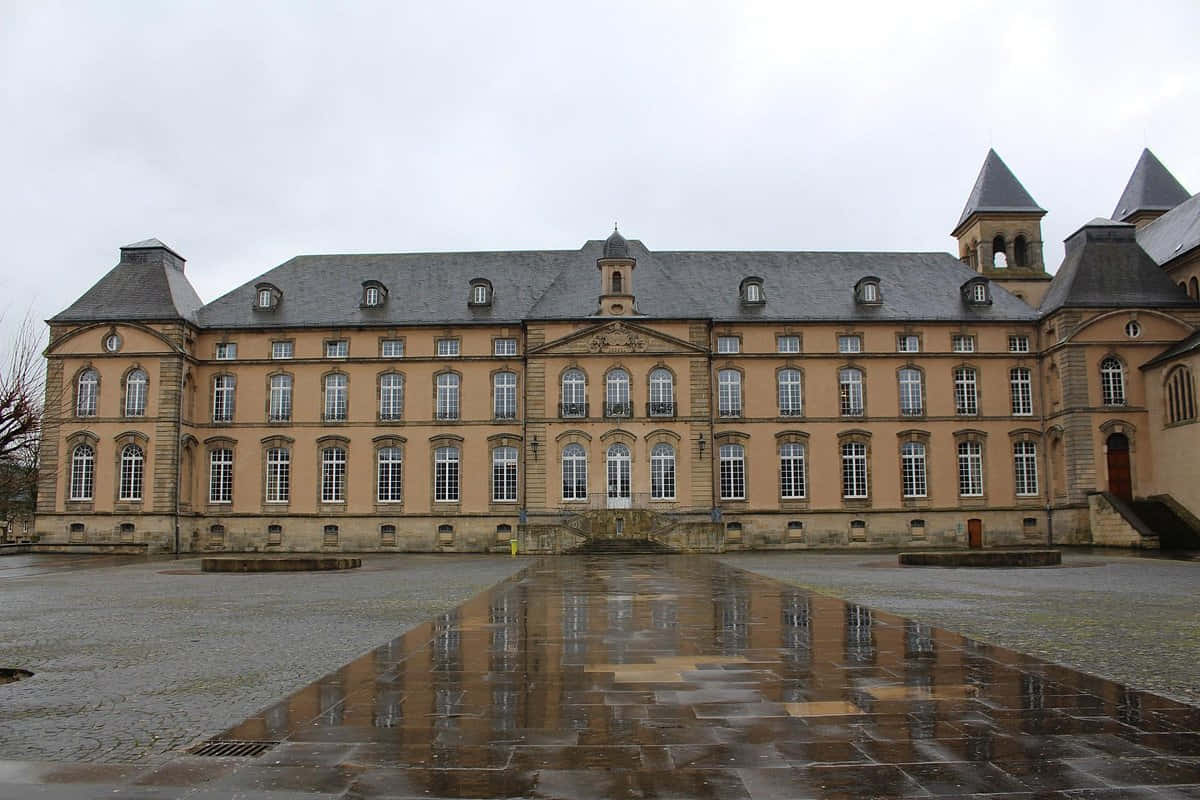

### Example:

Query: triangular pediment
xmin=531 ymin=320 xmax=707 ymax=356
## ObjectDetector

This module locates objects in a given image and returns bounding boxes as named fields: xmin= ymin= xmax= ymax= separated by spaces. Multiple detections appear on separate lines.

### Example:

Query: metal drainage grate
xmin=189 ymin=739 xmax=280 ymax=758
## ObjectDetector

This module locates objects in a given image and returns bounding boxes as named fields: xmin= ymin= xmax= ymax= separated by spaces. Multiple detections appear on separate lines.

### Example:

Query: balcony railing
xmin=435 ymin=408 xmax=459 ymax=421
xmin=559 ymin=401 xmax=588 ymax=419
xmin=779 ymin=407 xmax=803 ymax=417
xmin=493 ymin=408 xmax=518 ymax=421
xmin=604 ymin=401 xmax=632 ymax=418
xmin=647 ymin=401 xmax=675 ymax=418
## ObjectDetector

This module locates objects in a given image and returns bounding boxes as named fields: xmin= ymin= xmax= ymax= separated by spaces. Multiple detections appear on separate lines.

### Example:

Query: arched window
xmin=779 ymin=442 xmax=806 ymax=499
xmin=605 ymin=369 xmax=630 ymax=417
xmin=209 ymin=448 xmax=233 ymax=503
xmin=434 ymin=446 xmax=460 ymax=502
xmin=839 ymin=367 xmax=864 ymax=417
xmin=901 ymin=441 xmax=927 ymax=498
xmin=76 ymin=369 xmax=99 ymax=417
xmin=323 ymin=373 xmax=348 ymax=421
xmin=561 ymin=443 xmax=587 ymax=500
xmin=992 ymin=235 xmax=1007 ymax=268
xmin=377 ymin=446 xmax=403 ymax=502
xmin=492 ymin=446 xmax=518 ymax=502
xmin=611 ymin=271 xmax=623 ymax=293
xmin=266 ymin=447 xmax=290 ymax=503
xmin=118 ymin=444 xmax=143 ymax=501
xmin=212 ymin=375 xmax=235 ymax=422
xmin=648 ymin=369 xmax=674 ymax=416
xmin=718 ymin=443 xmax=745 ymax=500
xmin=650 ymin=443 xmax=675 ymax=500
xmin=436 ymin=373 xmax=460 ymax=420
xmin=861 ymin=282 xmax=878 ymax=302
xmin=379 ymin=373 xmax=404 ymax=420
xmin=778 ymin=369 xmax=802 ymax=416
xmin=269 ymin=374 xmax=292 ymax=422
xmin=493 ymin=372 xmax=517 ymax=420
xmin=1100 ymin=357 xmax=1126 ymax=406
xmin=898 ymin=368 xmax=923 ymax=416
xmin=718 ymin=369 xmax=742 ymax=417
xmin=70 ymin=444 xmax=95 ymax=500
xmin=1191 ymin=277 xmax=1199 ymax=300
xmin=1013 ymin=235 xmax=1028 ymax=267
xmin=745 ymin=282 xmax=763 ymax=302
xmin=954 ymin=367 xmax=978 ymax=415
xmin=124 ymin=369 xmax=147 ymax=417
xmin=561 ymin=369 xmax=586 ymax=417
xmin=365 ymin=286 xmax=381 ymax=307
xmin=1166 ymin=366 xmax=1197 ymax=424
xmin=471 ymin=284 xmax=489 ymax=305
xmin=321 ymin=447 xmax=346 ymax=502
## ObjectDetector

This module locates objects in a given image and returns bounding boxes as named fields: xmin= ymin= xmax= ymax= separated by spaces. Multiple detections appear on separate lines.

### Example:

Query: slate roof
xmin=50 ymin=240 xmax=203 ymax=324
xmin=1135 ymin=193 xmax=1200 ymax=267
xmin=1039 ymin=218 xmax=1197 ymax=314
xmin=953 ymin=149 xmax=1045 ymax=235
xmin=1112 ymin=149 xmax=1190 ymax=222
xmin=1142 ymin=328 xmax=1200 ymax=369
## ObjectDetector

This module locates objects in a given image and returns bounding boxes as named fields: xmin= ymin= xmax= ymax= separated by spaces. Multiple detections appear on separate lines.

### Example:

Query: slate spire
xmin=51 ymin=239 xmax=202 ymax=324
xmin=952 ymin=149 xmax=1045 ymax=235
xmin=1111 ymin=148 xmax=1190 ymax=223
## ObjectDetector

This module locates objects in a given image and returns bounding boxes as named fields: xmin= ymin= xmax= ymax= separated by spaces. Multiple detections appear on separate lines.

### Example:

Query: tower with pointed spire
xmin=1112 ymin=148 xmax=1190 ymax=228
xmin=952 ymin=149 xmax=1052 ymax=307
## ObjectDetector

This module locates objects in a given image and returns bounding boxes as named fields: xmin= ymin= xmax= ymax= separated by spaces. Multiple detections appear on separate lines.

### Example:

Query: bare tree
xmin=0 ymin=311 xmax=45 ymax=469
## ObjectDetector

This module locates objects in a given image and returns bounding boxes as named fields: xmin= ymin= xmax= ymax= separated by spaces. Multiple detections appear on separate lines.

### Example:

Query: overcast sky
xmin=2 ymin=1 xmax=1198 ymax=361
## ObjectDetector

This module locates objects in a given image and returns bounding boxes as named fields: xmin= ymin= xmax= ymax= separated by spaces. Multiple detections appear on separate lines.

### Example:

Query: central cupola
xmin=597 ymin=225 xmax=638 ymax=316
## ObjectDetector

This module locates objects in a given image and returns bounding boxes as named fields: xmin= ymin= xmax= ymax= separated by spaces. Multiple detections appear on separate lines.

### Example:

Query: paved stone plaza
xmin=0 ymin=553 xmax=1198 ymax=798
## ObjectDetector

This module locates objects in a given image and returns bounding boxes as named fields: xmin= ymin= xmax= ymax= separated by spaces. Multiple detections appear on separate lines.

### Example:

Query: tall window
xmin=1100 ymin=358 xmax=1125 ymax=406
xmin=434 ymin=446 xmax=460 ymax=502
xmin=124 ymin=369 xmax=147 ymax=417
xmin=377 ymin=446 xmax=403 ymax=502
xmin=719 ymin=444 xmax=745 ymax=500
xmin=901 ymin=442 xmax=927 ymax=498
xmin=472 ymin=285 xmax=488 ymax=305
xmin=1166 ymin=366 xmax=1197 ymax=424
xmin=212 ymin=375 xmax=235 ymax=422
xmin=492 ymin=446 xmax=518 ymax=502
xmin=269 ymin=374 xmax=292 ymax=422
xmin=779 ymin=442 xmax=806 ymax=499
xmin=957 ymin=441 xmax=984 ymax=497
xmin=209 ymin=448 xmax=233 ymax=503
xmin=365 ymin=286 xmax=382 ymax=306
xmin=70 ymin=444 xmax=95 ymax=501
xmin=493 ymin=372 xmax=517 ymax=420
xmin=324 ymin=373 xmax=348 ymax=421
xmin=1013 ymin=441 xmax=1038 ymax=497
xmin=718 ymin=370 xmax=742 ymax=417
xmin=778 ymin=369 xmax=802 ymax=416
xmin=839 ymin=368 xmax=864 ymax=416
xmin=76 ymin=369 xmax=98 ymax=417
xmin=650 ymin=443 xmax=676 ymax=500
xmin=266 ymin=447 xmax=290 ymax=503
xmin=605 ymin=369 xmax=630 ymax=416
xmin=898 ymin=368 xmax=923 ymax=416
xmin=321 ymin=447 xmax=346 ymax=502
xmin=561 ymin=369 xmax=586 ymax=417
xmin=1010 ymin=368 xmax=1033 ymax=416
xmin=649 ymin=369 xmax=674 ymax=416
xmin=954 ymin=367 xmax=978 ymax=415
xmin=379 ymin=373 xmax=404 ymax=420
xmin=118 ymin=444 xmax=144 ymax=502
xmin=561 ymin=444 xmax=587 ymax=500
xmin=841 ymin=442 xmax=868 ymax=499
xmin=436 ymin=373 xmax=460 ymax=420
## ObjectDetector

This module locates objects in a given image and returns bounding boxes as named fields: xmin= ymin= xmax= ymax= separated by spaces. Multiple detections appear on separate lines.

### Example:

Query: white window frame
xmin=778 ymin=369 xmax=802 ymax=416
xmin=779 ymin=442 xmax=806 ymax=499
xmin=70 ymin=444 xmax=95 ymax=501
xmin=209 ymin=448 xmax=233 ymax=504
xmin=901 ymin=441 xmax=927 ymax=498
xmin=124 ymin=369 xmax=147 ymax=417
xmin=954 ymin=367 xmax=979 ymax=416
xmin=212 ymin=375 xmax=235 ymax=422
xmin=898 ymin=368 xmax=923 ymax=417
xmin=1101 ymin=358 xmax=1126 ymax=406
xmin=952 ymin=335 xmax=975 ymax=353
xmin=76 ymin=369 xmax=98 ymax=417
xmin=718 ymin=369 xmax=742 ymax=417
xmin=119 ymin=444 xmax=144 ymax=502
xmin=561 ymin=369 xmax=586 ymax=417
xmin=650 ymin=443 xmax=676 ymax=500
xmin=838 ymin=335 xmax=863 ymax=354
xmin=493 ymin=371 xmax=517 ymax=419
xmin=365 ymin=286 xmax=381 ymax=306
xmin=323 ymin=373 xmax=348 ymax=421
xmin=266 ymin=447 xmax=290 ymax=503
xmin=1008 ymin=335 xmax=1029 ymax=353
xmin=436 ymin=338 xmax=460 ymax=357
xmin=717 ymin=336 xmax=740 ymax=354
xmin=841 ymin=442 xmax=868 ymax=499
xmin=377 ymin=446 xmax=404 ymax=503
xmin=321 ymin=447 xmax=346 ymax=503
xmin=434 ymin=446 xmax=460 ymax=502
xmin=492 ymin=446 xmax=518 ymax=502
xmin=897 ymin=335 xmax=920 ymax=353
xmin=1013 ymin=441 xmax=1039 ymax=497
xmin=216 ymin=343 xmax=237 ymax=360
xmin=777 ymin=335 xmax=800 ymax=354
xmin=839 ymin=368 xmax=864 ymax=417
xmin=957 ymin=441 xmax=984 ymax=497
xmin=269 ymin=374 xmax=293 ymax=422
xmin=436 ymin=373 xmax=460 ymax=420
xmin=494 ymin=338 xmax=517 ymax=357
xmin=649 ymin=369 xmax=674 ymax=416
xmin=718 ymin=443 xmax=745 ymax=500
xmin=257 ymin=289 xmax=272 ymax=309
xmin=379 ymin=373 xmax=404 ymax=420
xmin=325 ymin=340 xmax=348 ymax=359
xmin=271 ymin=340 xmax=293 ymax=359
xmin=381 ymin=339 xmax=405 ymax=358
xmin=561 ymin=443 xmax=588 ymax=501
xmin=1010 ymin=368 xmax=1033 ymax=416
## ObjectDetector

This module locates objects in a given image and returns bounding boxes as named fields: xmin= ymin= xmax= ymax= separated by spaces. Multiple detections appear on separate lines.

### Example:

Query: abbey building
xmin=34 ymin=149 xmax=1200 ymax=553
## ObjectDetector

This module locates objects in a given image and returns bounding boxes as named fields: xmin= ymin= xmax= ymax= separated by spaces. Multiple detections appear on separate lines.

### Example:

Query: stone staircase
xmin=517 ymin=506 xmax=724 ymax=554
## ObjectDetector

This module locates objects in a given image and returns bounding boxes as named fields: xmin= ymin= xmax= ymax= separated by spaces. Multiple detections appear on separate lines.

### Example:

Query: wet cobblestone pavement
xmin=5 ymin=554 xmax=1198 ymax=798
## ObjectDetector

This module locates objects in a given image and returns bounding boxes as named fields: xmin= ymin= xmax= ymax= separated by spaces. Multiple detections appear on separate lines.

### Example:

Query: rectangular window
xmin=215 ymin=343 xmax=237 ymax=360
xmin=325 ymin=340 xmax=348 ymax=358
xmin=271 ymin=341 xmax=293 ymax=359
xmin=266 ymin=448 xmax=290 ymax=503
xmin=492 ymin=447 xmax=518 ymax=502
xmin=1008 ymin=335 xmax=1030 ymax=353
xmin=324 ymin=374 xmax=348 ymax=421
xmin=952 ymin=334 xmax=975 ymax=353
xmin=1014 ymin=441 xmax=1039 ymax=497
xmin=717 ymin=336 xmax=740 ymax=354
xmin=901 ymin=442 xmax=927 ymax=498
xmin=838 ymin=335 xmax=862 ymax=354
xmin=212 ymin=376 xmax=235 ymax=422
xmin=436 ymin=338 xmax=460 ymax=357
xmin=435 ymin=446 xmax=460 ymax=502
xmin=718 ymin=370 xmax=741 ymax=417
xmin=1010 ymin=368 xmax=1033 ymax=416
xmin=839 ymin=369 xmax=864 ymax=416
xmin=321 ymin=448 xmax=346 ymax=503
xmin=719 ymin=444 xmax=745 ymax=500
xmin=958 ymin=441 xmax=984 ymax=497
xmin=380 ymin=339 xmax=405 ymax=358
xmin=379 ymin=374 xmax=404 ymax=420
xmin=436 ymin=374 xmax=460 ymax=420
xmin=777 ymin=370 xmax=803 ymax=416
xmin=777 ymin=335 xmax=801 ymax=354
xmin=897 ymin=334 xmax=920 ymax=353
xmin=898 ymin=368 xmax=923 ymax=416
xmin=494 ymin=338 xmax=518 ymax=356
xmin=650 ymin=446 xmax=675 ymax=500
xmin=493 ymin=373 xmax=517 ymax=420
xmin=954 ymin=367 xmax=978 ymax=415
xmin=269 ymin=374 xmax=292 ymax=422
xmin=779 ymin=443 xmax=806 ymax=499
xmin=841 ymin=442 xmax=868 ymax=499
xmin=209 ymin=449 xmax=233 ymax=503
xmin=377 ymin=447 xmax=404 ymax=503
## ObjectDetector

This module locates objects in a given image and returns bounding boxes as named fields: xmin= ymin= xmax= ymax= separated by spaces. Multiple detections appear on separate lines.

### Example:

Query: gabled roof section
xmin=953 ymin=149 xmax=1045 ymax=235
xmin=51 ymin=239 xmax=202 ymax=324
xmin=1039 ymin=218 xmax=1197 ymax=315
xmin=1112 ymin=149 xmax=1190 ymax=222
xmin=1135 ymin=193 xmax=1200 ymax=268
xmin=1142 ymin=328 xmax=1200 ymax=370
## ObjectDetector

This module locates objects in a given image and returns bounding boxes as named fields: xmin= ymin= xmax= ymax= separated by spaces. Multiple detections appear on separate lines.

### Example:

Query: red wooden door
xmin=1107 ymin=434 xmax=1132 ymax=502
xmin=968 ymin=519 xmax=983 ymax=549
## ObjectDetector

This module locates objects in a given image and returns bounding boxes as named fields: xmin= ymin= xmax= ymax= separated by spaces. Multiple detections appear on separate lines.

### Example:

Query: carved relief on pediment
xmin=588 ymin=323 xmax=647 ymax=354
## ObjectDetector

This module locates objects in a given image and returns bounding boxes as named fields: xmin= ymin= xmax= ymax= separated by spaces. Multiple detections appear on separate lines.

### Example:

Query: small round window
xmin=1124 ymin=321 xmax=1141 ymax=338
xmin=104 ymin=333 xmax=122 ymax=352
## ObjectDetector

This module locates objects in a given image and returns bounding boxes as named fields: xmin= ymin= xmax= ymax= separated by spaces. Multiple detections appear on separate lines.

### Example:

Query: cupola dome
xmin=603 ymin=226 xmax=630 ymax=259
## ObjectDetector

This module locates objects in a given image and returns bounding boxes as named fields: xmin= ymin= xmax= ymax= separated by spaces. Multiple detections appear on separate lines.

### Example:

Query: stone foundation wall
xmin=1087 ymin=494 xmax=1157 ymax=548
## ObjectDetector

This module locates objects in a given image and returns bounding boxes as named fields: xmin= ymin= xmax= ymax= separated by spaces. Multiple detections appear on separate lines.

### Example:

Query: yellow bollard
xmin=510 ymin=539 xmax=518 ymax=557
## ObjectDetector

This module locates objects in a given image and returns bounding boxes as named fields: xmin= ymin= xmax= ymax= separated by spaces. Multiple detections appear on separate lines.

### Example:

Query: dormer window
xmin=361 ymin=281 xmax=387 ymax=308
xmin=740 ymin=277 xmax=765 ymax=305
xmin=255 ymin=283 xmax=281 ymax=311
xmin=854 ymin=277 xmax=882 ymax=305
xmin=962 ymin=279 xmax=992 ymax=307
xmin=469 ymin=279 xmax=493 ymax=307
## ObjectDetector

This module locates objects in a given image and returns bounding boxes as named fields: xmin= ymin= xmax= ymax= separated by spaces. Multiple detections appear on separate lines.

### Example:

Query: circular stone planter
xmin=201 ymin=557 xmax=362 ymax=573
xmin=899 ymin=549 xmax=1061 ymax=567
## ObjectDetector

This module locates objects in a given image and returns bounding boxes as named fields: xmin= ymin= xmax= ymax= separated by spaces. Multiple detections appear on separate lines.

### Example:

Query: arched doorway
xmin=1106 ymin=433 xmax=1132 ymax=502
xmin=606 ymin=443 xmax=631 ymax=509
